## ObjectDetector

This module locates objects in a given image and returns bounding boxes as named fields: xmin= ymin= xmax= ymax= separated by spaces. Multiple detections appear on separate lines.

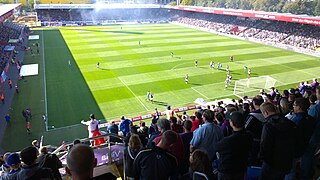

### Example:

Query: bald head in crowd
xmin=66 ymin=144 xmax=97 ymax=180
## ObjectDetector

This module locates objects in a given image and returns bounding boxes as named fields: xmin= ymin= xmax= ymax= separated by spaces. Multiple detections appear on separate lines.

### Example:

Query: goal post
xmin=233 ymin=76 xmax=277 ymax=99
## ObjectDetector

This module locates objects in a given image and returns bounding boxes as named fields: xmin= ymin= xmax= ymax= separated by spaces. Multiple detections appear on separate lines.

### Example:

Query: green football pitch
xmin=1 ymin=23 xmax=319 ymax=151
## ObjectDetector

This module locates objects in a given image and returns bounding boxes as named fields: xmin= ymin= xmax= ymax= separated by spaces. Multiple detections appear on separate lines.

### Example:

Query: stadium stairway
xmin=0 ymin=33 xmax=28 ymax=154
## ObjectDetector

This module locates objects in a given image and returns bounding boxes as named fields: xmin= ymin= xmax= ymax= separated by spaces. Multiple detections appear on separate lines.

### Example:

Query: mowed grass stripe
xmin=64 ymin=32 xmax=216 ymax=44
xmin=77 ymin=48 xmax=284 ymax=78
xmin=73 ymin=45 xmax=279 ymax=61
xmin=60 ymin=24 xmax=319 ymax=121
xmin=72 ymin=41 xmax=254 ymax=61
xmin=87 ymin=58 xmax=317 ymax=96
xmin=78 ymin=50 xmax=304 ymax=70
xmin=86 ymin=55 xmax=317 ymax=91
xmin=70 ymin=38 xmax=247 ymax=53
xmin=63 ymin=28 xmax=200 ymax=38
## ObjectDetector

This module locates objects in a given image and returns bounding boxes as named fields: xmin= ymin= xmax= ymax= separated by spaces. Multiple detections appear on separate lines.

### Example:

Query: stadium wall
xmin=39 ymin=0 xmax=91 ymax=4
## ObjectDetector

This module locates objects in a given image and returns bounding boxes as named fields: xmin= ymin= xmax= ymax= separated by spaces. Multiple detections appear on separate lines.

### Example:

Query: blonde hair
xmin=260 ymin=102 xmax=278 ymax=114
xmin=128 ymin=134 xmax=141 ymax=152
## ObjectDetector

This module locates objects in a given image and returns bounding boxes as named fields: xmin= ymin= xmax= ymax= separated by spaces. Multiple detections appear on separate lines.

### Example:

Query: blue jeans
xmin=261 ymin=162 xmax=288 ymax=180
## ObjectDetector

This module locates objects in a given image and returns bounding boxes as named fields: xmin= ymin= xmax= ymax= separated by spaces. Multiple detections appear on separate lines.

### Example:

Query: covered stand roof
xmin=0 ymin=4 xmax=21 ymax=23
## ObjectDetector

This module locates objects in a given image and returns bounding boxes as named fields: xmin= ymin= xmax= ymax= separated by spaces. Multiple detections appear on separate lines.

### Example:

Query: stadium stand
xmin=1 ymin=82 xmax=319 ymax=179
xmin=1 ymin=4 xmax=320 ymax=180
xmin=173 ymin=12 xmax=320 ymax=53
xmin=34 ymin=7 xmax=320 ymax=54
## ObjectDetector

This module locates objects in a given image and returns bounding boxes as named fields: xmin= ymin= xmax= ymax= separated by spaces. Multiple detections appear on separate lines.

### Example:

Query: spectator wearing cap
xmin=216 ymin=111 xmax=253 ymax=180
xmin=119 ymin=116 xmax=132 ymax=136
xmin=190 ymin=109 xmax=223 ymax=162
xmin=0 ymin=153 xmax=21 ymax=179
xmin=81 ymin=114 xmax=99 ymax=139
xmin=16 ymin=146 xmax=54 ymax=179
xmin=259 ymin=102 xmax=296 ymax=180
xmin=66 ymin=144 xmax=97 ymax=180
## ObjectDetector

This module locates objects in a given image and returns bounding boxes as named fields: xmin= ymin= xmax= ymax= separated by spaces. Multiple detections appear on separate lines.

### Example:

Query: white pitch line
xmin=191 ymin=87 xmax=209 ymax=99
xmin=41 ymin=30 xmax=48 ymax=132
xmin=118 ymin=77 xmax=149 ymax=111
xmin=171 ymin=62 xmax=188 ymax=70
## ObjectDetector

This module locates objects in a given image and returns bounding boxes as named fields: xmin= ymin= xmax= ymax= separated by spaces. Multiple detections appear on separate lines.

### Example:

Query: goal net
xmin=233 ymin=76 xmax=277 ymax=99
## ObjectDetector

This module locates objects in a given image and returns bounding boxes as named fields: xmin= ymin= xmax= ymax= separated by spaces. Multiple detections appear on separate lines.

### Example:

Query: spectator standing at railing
xmin=81 ymin=114 xmax=99 ymax=139
xmin=119 ymin=116 xmax=132 ymax=136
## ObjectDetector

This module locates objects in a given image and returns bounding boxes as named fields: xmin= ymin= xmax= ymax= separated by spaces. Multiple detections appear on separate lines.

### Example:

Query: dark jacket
xmin=16 ymin=163 xmax=54 ymax=180
xmin=133 ymin=146 xmax=177 ymax=180
xmin=245 ymin=110 xmax=266 ymax=166
xmin=124 ymin=146 xmax=140 ymax=178
xmin=216 ymin=130 xmax=253 ymax=174
xmin=286 ymin=112 xmax=316 ymax=157
xmin=259 ymin=114 xmax=296 ymax=172
xmin=37 ymin=153 xmax=62 ymax=180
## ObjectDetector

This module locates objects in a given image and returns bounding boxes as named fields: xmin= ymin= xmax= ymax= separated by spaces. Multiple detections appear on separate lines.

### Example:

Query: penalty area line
xmin=118 ymin=77 xmax=149 ymax=111
xmin=191 ymin=87 xmax=209 ymax=99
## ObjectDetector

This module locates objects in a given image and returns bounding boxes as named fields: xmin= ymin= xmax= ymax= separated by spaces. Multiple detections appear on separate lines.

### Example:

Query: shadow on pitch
xmin=98 ymin=68 xmax=109 ymax=70
xmin=153 ymin=101 xmax=168 ymax=106
xmin=189 ymin=82 xmax=202 ymax=86
xmin=62 ymin=28 xmax=144 ymax=35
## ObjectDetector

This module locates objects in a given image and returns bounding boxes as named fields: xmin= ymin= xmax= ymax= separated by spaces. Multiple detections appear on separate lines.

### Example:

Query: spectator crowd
xmin=173 ymin=11 xmax=320 ymax=52
xmin=35 ymin=8 xmax=320 ymax=52
xmin=1 ymin=79 xmax=319 ymax=179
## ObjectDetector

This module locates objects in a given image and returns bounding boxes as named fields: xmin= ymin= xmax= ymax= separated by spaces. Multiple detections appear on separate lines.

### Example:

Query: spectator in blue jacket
xmin=120 ymin=116 xmax=132 ymax=136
